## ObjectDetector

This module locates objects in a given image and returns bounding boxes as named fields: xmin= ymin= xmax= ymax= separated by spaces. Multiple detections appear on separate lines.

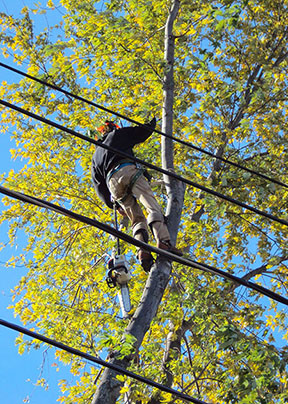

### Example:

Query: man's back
xmin=91 ymin=119 xmax=156 ymax=208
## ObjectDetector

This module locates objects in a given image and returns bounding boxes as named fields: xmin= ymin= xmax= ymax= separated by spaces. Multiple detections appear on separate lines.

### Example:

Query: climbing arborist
xmin=91 ymin=118 xmax=182 ymax=272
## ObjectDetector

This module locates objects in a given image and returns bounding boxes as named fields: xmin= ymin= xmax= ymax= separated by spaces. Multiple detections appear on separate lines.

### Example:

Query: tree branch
xmin=230 ymin=255 xmax=288 ymax=292
xmin=146 ymin=315 xmax=195 ymax=404
xmin=191 ymin=28 xmax=288 ymax=223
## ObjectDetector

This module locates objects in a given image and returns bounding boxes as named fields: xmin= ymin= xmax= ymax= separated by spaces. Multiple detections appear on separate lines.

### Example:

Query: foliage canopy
xmin=0 ymin=0 xmax=288 ymax=403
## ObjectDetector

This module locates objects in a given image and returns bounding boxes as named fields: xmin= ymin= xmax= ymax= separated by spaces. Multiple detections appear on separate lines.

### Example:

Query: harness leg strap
xmin=117 ymin=168 xmax=145 ymax=204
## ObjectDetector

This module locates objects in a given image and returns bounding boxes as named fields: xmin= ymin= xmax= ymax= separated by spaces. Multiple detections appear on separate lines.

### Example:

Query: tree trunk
xmin=161 ymin=0 xmax=184 ymax=241
xmin=91 ymin=1 xmax=183 ymax=403
xmin=91 ymin=259 xmax=172 ymax=404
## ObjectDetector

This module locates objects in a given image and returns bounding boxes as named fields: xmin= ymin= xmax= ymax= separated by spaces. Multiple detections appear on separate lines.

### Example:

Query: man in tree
xmin=91 ymin=118 xmax=182 ymax=272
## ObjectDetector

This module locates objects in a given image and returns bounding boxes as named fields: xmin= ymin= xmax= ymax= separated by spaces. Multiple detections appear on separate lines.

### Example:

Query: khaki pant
xmin=108 ymin=165 xmax=170 ymax=244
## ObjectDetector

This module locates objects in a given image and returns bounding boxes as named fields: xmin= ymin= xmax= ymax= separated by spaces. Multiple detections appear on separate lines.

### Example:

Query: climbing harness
xmin=106 ymin=203 xmax=132 ymax=316
xmin=106 ymin=159 xmax=135 ymax=183
xmin=107 ymin=160 xmax=147 ymax=204
xmin=121 ymin=164 xmax=146 ymax=203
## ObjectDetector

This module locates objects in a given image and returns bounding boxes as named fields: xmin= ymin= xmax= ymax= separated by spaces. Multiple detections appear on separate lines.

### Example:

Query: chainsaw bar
xmin=118 ymin=283 xmax=131 ymax=316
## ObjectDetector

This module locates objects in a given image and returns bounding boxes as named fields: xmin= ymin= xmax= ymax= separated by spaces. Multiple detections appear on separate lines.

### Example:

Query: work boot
xmin=157 ymin=240 xmax=183 ymax=256
xmin=138 ymin=250 xmax=154 ymax=272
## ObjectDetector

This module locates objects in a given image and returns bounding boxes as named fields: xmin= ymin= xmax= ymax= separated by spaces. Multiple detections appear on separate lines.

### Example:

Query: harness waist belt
xmin=107 ymin=160 xmax=146 ymax=204
xmin=107 ymin=161 xmax=135 ymax=182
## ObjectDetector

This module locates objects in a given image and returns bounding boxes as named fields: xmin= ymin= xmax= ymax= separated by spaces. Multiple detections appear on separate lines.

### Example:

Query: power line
xmin=1 ymin=64 xmax=286 ymax=404
xmin=0 ymin=318 xmax=207 ymax=404
xmin=1 ymin=184 xmax=288 ymax=307
xmin=1 ymin=61 xmax=287 ymax=190
xmin=1 ymin=98 xmax=288 ymax=228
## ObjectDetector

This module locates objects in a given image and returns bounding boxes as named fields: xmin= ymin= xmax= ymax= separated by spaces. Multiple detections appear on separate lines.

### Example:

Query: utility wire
xmin=1 ymin=98 xmax=288 ymax=228
xmin=1 ymin=63 xmax=286 ymax=402
xmin=0 ymin=318 xmax=206 ymax=404
xmin=1 ymin=61 xmax=287 ymax=190
xmin=1 ymin=184 xmax=288 ymax=307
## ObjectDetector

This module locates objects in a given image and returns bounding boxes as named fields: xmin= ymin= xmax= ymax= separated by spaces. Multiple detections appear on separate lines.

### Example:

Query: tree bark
xmin=91 ymin=2 xmax=183 ymax=403
xmin=91 ymin=259 xmax=172 ymax=404
xmin=161 ymin=0 xmax=184 ymax=241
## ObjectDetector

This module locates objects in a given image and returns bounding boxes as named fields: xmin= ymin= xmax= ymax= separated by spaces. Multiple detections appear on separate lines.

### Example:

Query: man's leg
xmin=121 ymin=194 xmax=154 ymax=272
xmin=108 ymin=166 xmax=154 ymax=271
xmin=132 ymin=175 xmax=182 ymax=255
xmin=132 ymin=175 xmax=169 ymax=241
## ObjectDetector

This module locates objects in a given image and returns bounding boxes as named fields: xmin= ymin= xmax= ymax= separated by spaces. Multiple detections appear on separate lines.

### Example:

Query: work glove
xmin=86 ymin=128 xmax=97 ymax=139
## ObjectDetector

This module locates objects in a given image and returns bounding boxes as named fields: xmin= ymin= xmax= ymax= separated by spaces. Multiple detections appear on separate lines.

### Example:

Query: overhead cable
xmin=0 ymin=318 xmax=206 ymax=404
xmin=1 ymin=184 xmax=288 ymax=307
xmin=1 ymin=98 xmax=288 ymax=228
xmin=1 ymin=61 xmax=287 ymax=190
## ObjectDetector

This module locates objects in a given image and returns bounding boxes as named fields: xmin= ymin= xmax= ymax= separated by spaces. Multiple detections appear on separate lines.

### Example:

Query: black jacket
xmin=91 ymin=118 xmax=156 ymax=208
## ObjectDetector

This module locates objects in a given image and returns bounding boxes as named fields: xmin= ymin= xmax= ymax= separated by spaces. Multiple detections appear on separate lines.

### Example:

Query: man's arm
xmin=91 ymin=163 xmax=114 ymax=209
xmin=134 ymin=117 xmax=156 ymax=144
xmin=115 ymin=117 xmax=156 ymax=147
xmin=94 ymin=181 xmax=114 ymax=209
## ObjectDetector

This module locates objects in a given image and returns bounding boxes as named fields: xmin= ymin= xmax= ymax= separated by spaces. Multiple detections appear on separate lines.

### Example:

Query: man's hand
xmin=148 ymin=117 xmax=156 ymax=128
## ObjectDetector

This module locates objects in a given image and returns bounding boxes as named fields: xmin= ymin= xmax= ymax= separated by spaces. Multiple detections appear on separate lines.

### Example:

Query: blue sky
xmin=0 ymin=136 xmax=76 ymax=404
xmin=0 ymin=1 xmax=76 ymax=402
